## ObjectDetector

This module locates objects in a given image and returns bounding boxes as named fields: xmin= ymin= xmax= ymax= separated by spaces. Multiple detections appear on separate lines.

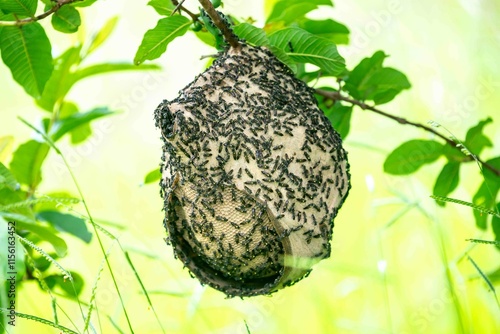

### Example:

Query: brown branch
xmin=171 ymin=0 xmax=199 ymax=22
xmin=197 ymin=0 xmax=241 ymax=51
xmin=0 ymin=0 xmax=79 ymax=27
xmin=315 ymin=88 xmax=500 ymax=177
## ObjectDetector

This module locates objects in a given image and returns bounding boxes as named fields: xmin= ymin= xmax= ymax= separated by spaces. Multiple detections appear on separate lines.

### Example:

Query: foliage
xmin=0 ymin=2 xmax=159 ymax=332
xmin=0 ymin=0 xmax=499 ymax=333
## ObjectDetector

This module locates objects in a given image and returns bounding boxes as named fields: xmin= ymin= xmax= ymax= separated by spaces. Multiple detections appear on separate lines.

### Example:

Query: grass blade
xmin=467 ymin=239 xmax=500 ymax=246
xmin=83 ymin=241 xmax=117 ymax=333
xmin=0 ymin=309 xmax=78 ymax=334
xmin=0 ymin=196 xmax=79 ymax=211
xmin=17 ymin=235 xmax=71 ymax=280
xmin=244 ymin=320 xmax=251 ymax=334
xmin=124 ymin=251 xmax=166 ymax=334
xmin=108 ymin=315 xmax=126 ymax=334
xmin=468 ymin=256 xmax=500 ymax=309
xmin=431 ymin=195 xmax=500 ymax=218
xmin=19 ymin=117 xmax=135 ymax=333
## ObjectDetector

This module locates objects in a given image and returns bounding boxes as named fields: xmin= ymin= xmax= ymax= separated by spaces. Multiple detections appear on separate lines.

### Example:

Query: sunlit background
xmin=1 ymin=0 xmax=500 ymax=333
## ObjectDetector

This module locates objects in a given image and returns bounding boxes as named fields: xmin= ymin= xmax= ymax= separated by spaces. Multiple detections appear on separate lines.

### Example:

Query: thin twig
xmin=315 ymin=88 xmax=500 ymax=177
xmin=171 ymin=0 xmax=199 ymax=22
xmin=172 ymin=0 xmax=186 ymax=14
xmin=0 ymin=0 xmax=79 ymax=27
xmin=200 ymin=53 xmax=222 ymax=60
xmin=198 ymin=0 xmax=241 ymax=51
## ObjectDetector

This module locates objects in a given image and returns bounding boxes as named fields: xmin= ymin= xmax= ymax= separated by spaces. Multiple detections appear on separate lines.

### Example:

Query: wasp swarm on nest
xmin=155 ymin=44 xmax=350 ymax=297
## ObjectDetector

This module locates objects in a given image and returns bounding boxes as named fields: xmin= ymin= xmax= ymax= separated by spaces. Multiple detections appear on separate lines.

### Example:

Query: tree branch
xmin=171 ymin=0 xmax=199 ymax=22
xmin=315 ymin=88 xmax=500 ymax=177
xmin=0 ymin=0 xmax=79 ymax=27
xmin=197 ymin=0 xmax=241 ymax=51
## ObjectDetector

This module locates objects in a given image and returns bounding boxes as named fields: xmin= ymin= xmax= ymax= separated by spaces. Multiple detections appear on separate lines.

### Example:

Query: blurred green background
xmin=1 ymin=0 xmax=500 ymax=333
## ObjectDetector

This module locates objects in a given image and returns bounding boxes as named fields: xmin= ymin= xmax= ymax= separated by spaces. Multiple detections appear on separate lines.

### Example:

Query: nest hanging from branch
xmin=155 ymin=44 xmax=350 ymax=297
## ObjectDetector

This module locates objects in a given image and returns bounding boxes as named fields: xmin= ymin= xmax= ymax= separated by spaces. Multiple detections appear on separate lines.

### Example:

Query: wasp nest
xmin=155 ymin=44 xmax=350 ymax=297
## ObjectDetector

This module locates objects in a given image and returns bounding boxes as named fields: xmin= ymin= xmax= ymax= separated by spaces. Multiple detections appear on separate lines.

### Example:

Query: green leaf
xmin=486 ymin=266 xmax=500 ymax=283
xmin=51 ymin=5 xmax=81 ymax=34
xmin=268 ymin=27 xmax=345 ymax=75
xmin=268 ymin=3 xmax=316 ymax=25
xmin=473 ymin=157 xmax=500 ymax=229
xmin=383 ymin=140 xmax=443 ymax=175
xmin=2 ymin=217 xmax=68 ymax=257
xmin=147 ymin=0 xmax=176 ymax=16
xmin=70 ymin=124 xmax=92 ymax=144
xmin=316 ymin=88 xmax=353 ymax=139
xmin=0 ymin=135 xmax=14 ymax=161
xmin=193 ymin=30 xmax=216 ymax=47
xmin=53 ymin=103 xmax=114 ymax=144
xmin=442 ymin=144 xmax=468 ymax=163
xmin=0 ymin=162 xmax=18 ymax=191
xmin=134 ymin=15 xmax=191 ymax=65
xmin=9 ymin=140 xmax=50 ymax=189
xmin=85 ymin=16 xmax=119 ymax=55
xmin=36 ymin=45 xmax=82 ymax=111
xmin=0 ymin=216 xmax=26 ymax=281
xmin=233 ymin=23 xmax=269 ymax=46
xmin=50 ymin=107 xmax=114 ymax=142
xmin=33 ymin=192 xmax=79 ymax=212
xmin=31 ymin=252 xmax=58 ymax=272
xmin=344 ymin=50 xmax=411 ymax=104
xmin=0 ymin=164 xmax=12 ymax=186
xmin=491 ymin=218 xmax=500 ymax=250
xmin=72 ymin=62 xmax=160 ymax=82
xmin=299 ymin=19 xmax=350 ymax=45
xmin=0 ymin=22 xmax=53 ymax=98
xmin=37 ymin=211 xmax=92 ymax=243
xmin=144 ymin=168 xmax=161 ymax=184
xmin=0 ymin=0 xmax=37 ymax=16
xmin=268 ymin=45 xmax=297 ymax=73
xmin=473 ymin=181 xmax=498 ymax=230
xmin=433 ymin=162 xmax=460 ymax=206
xmin=59 ymin=100 xmax=79 ymax=118
xmin=45 ymin=271 xmax=85 ymax=297
xmin=363 ymin=68 xmax=411 ymax=104
xmin=464 ymin=117 xmax=493 ymax=155
xmin=492 ymin=203 xmax=500 ymax=250
xmin=0 ymin=188 xmax=35 ymax=237
xmin=37 ymin=53 xmax=158 ymax=111
xmin=199 ymin=9 xmax=227 ymax=51
xmin=48 ymin=101 xmax=85 ymax=144
xmin=0 ymin=187 xmax=25 ymax=207
xmin=345 ymin=50 xmax=386 ymax=93
xmin=322 ymin=101 xmax=353 ymax=140
xmin=71 ymin=0 xmax=97 ymax=7
xmin=481 ymin=157 xmax=500 ymax=195
xmin=267 ymin=0 xmax=333 ymax=24
xmin=0 ymin=211 xmax=34 ymax=226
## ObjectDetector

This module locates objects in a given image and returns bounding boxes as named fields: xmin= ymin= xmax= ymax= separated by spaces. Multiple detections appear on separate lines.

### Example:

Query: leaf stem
xmin=197 ymin=0 xmax=241 ymax=51
xmin=315 ymin=88 xmax=500 ymax=177
xmin=0 ymin=0 xmax=80 ymax=27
